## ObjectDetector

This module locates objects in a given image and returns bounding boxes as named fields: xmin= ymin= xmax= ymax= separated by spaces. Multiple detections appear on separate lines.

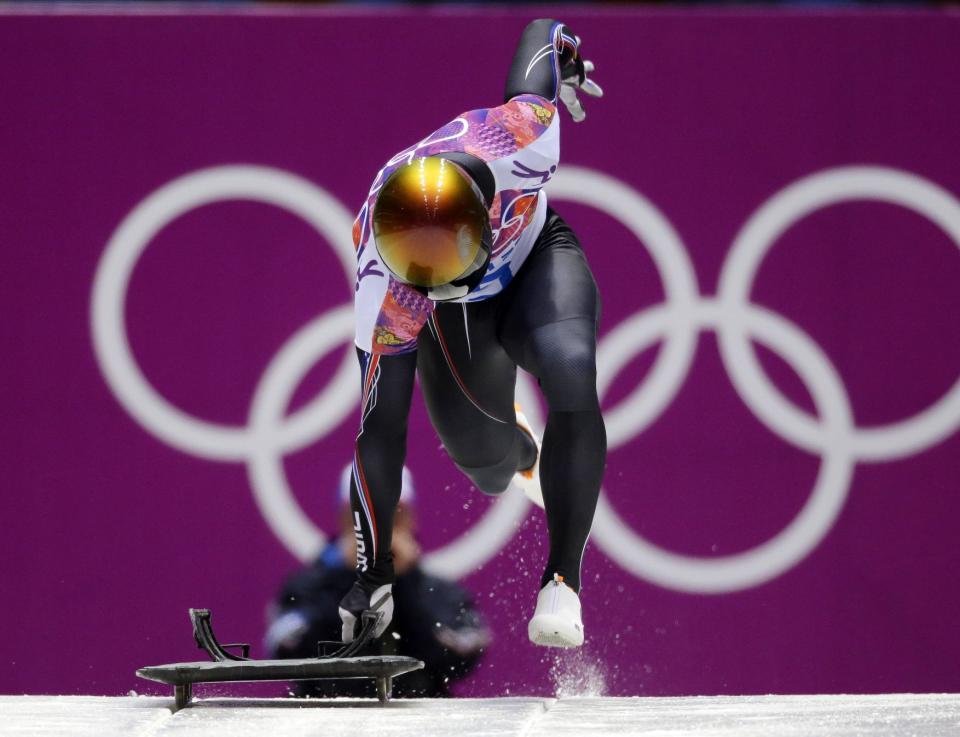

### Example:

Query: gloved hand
xmin=559 ymin=39 xmax=603 ymax=123
xmin=338 ymin=581 xmax=394 ymax=643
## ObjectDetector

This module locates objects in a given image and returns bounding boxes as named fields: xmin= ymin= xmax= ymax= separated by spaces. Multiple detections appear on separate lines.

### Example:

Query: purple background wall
xmin=2 ymin=8 xmax=960 ymax=697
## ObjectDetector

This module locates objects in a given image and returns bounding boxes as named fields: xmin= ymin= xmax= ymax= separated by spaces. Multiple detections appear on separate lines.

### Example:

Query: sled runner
xmin=136 ymin=608 xmax=423 ymax=710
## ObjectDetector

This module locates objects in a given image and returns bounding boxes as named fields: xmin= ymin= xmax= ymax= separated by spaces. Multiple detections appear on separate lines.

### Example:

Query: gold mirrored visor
xmin=372 ymin=157 xmax=488 ymax=288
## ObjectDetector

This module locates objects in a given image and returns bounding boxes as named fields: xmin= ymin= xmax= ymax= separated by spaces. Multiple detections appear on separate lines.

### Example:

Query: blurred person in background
xmin=265 ymin=464 xmax=490 ymax=698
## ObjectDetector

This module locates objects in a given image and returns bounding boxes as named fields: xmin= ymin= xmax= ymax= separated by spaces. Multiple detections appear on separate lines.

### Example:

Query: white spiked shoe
xmin=528 ymin=574 xmax=584 ymax=648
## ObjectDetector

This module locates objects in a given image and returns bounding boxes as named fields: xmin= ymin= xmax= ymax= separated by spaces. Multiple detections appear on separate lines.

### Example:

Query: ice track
xmin=2 ymin=694 xmax=960 ymax=736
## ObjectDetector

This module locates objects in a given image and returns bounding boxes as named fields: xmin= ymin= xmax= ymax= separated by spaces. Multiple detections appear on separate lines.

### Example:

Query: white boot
xmin=528 ymin=574 xmax=584 ymax=648
xmin=512 ymin=405 xmax=544 ymax=509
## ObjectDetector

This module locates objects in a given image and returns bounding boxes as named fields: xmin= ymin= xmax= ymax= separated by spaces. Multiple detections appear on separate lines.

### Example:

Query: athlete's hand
xmin=559 ymin=41 xmax=603 ymax=123
xmin=338 ymin=581 xmax=394 ymax=643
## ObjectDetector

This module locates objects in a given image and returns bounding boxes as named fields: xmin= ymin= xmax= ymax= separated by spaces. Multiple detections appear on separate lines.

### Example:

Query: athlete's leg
xmin=417 ymin=300 xmax=536 ymax=494
xmin=498 ymin=210 xmax=607 ymax=594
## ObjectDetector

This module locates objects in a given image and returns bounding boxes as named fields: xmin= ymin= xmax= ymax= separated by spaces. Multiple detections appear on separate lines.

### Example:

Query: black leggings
xmin=416 ymin=210 xmax=606 ymax=592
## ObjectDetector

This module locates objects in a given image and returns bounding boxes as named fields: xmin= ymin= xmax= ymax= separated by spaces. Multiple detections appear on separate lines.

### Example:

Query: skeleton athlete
xmin=342 ymin=19 xmax=606 ymax=648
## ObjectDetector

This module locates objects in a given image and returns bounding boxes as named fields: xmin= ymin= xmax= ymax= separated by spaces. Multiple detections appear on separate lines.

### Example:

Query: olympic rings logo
xmin=91 ymin=164 xmax=960 ymax=594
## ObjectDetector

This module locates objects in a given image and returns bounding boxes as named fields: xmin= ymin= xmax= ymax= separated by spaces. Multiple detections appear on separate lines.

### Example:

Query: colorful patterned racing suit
xmin=353 ymin=49 xmax=572 ymax=352
xmin=345 ymin=19 xmax=605 ymax=604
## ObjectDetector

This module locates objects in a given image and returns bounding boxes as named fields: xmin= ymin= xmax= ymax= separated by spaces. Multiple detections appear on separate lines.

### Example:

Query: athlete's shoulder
xmin=395 ymin=97 xmax=558 ymax=166
xmin=447 ymin=96 xmax=556 ymax=162
xmin=493 ymin=94 xmax=558 ymax=130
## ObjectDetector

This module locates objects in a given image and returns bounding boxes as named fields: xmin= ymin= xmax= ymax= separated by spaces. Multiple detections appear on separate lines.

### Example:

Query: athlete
xmin=340 ymin=19 xmax=606 ymax=649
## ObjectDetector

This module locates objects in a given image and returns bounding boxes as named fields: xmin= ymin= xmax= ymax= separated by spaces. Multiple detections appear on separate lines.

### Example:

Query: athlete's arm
xmin=504 ymin=19 xmax=579 ymax=104
xmin=342 ymin=249 xmax=429 ymax=640
xmin=504 ymin=19 xmax=602 ymax=121
xmin=348 ymin=348 xmax=417 ymax=593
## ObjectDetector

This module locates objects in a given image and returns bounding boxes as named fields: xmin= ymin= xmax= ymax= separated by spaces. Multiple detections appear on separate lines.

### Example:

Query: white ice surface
xmin=2 ymin=694 xmax=959 ymax=737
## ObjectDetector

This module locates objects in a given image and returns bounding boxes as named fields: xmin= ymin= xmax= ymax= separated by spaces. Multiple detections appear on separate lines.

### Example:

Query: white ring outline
xmin=547 ymin=167 xmax=700 ymax=448
xmin=549 ymin=168 xmax=855 ymax=592
xmin=591 ymin=300 xmax=855 ymax=593
xmin=90 ymin=164 xmax=960 ymax=593
xmin=551 ymin=166 xmax=957 ymax=592
xmin=91 ymin=164 xmax=538 ymax=580
xmin=246 ymin=306 xmax=356 ymax=561
xmin=90 ymin=165 xmax=359 ymax=460
xmin=718 ymin=166 xmax=960 ymax=462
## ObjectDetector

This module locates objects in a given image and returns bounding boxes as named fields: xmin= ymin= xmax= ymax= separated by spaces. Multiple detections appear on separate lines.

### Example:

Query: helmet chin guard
xmin=425 ymin=283 xmax=471 ymax=302
xmin=423 ymin=236 xmax=491 ymax=301
xmin=372 ymin=157 xmax=491 ymax=300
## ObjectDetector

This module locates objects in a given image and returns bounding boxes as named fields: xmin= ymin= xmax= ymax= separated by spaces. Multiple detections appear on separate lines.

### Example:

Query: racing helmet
xmin=372 ymin=156 xmax=491 ymax=301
